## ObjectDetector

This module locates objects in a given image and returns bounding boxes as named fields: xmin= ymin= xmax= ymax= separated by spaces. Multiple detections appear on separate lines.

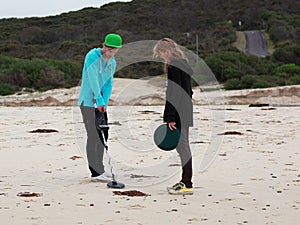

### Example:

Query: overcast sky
xmin=0 ymin=0 xmax=131 ymax=19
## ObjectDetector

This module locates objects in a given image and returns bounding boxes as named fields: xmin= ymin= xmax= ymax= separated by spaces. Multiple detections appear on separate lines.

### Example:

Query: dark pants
xmin=80 ymin=105 xmax=108 ymax=177
xmin=176 ymin=127 xmax=193 ymax=188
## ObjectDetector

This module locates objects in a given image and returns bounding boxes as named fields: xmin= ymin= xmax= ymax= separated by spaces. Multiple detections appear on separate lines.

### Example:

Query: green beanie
xmin=105 ymin=33 xmax=122 ymax=48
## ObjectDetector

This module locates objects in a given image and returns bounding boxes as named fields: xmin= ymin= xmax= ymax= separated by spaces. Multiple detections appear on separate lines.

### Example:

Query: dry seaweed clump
xmin=17 ymin=192 xmax=42 ymax=197
xmin=113 ymin=190 xmax=151 ymax=197
xmin=29 ymin=129 xmax=58 ymax=133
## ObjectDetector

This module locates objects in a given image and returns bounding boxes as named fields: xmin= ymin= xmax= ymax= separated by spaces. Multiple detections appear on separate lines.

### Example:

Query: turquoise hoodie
xmin=77 ymin=48 xmax=116 ymax=108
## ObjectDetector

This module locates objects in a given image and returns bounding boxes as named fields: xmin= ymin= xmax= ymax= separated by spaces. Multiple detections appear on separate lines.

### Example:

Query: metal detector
xmin=95 ymin=110 xmax=125 ymax=189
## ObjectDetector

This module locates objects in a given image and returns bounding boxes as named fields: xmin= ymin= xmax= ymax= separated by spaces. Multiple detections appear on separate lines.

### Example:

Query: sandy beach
xmin=0 ymin=78 xmax=300 ymax=224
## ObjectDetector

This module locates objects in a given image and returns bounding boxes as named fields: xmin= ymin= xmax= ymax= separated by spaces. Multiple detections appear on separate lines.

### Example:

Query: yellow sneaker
xmin=167 ymin=182 xmax=193 ymax=195
xmin=166 ymin=182 xmax=184 ymax=191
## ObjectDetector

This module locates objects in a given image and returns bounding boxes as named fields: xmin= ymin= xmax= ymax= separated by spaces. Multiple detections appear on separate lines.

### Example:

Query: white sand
xmin=0 ymin=79 xmax=300 ymax=224
xmin=0 ymin=104 xmax=300 ymax=224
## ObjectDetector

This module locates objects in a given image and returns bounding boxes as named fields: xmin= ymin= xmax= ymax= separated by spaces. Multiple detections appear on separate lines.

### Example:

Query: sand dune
xmin=1 ymin=78 xmax=299 ymax=106
xmin=223 ymin=85 xmax=300 ymax=105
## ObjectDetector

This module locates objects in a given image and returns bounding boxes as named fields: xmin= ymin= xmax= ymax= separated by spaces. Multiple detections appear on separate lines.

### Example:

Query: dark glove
xmin=95 ymin=109 xmax=109 ymax=131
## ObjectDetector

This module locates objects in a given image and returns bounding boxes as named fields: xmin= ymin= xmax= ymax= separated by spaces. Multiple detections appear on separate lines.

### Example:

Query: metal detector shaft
xmin=99 ymin=130 xmax=116 ymax=182
xmin=95 ymin=109 xmax=125 ymax=189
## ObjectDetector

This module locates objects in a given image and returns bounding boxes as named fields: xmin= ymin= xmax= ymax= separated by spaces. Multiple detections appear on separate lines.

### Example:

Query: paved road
xmin=244 ymin=30 xmax=269 ymax=57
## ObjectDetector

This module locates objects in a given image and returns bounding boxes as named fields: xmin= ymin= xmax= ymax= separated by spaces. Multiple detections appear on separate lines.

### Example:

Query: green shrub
xmin=272 ymin=45 xmax=300 ymax=65
xmin=252 ymin=79 xmax=273 ymax=89
xmin=0 ymin=83 xmax=17 ymax=96
xmin=240 ymin=75 xmax=258 ymax=89
xmin=205 ymin=51 xmax=271 ymax=83
xmin=0 ymin=55 xmax=81 ymax=94
xmin=224 ymin=78 xmax=241 ymax=90
xmin=24 ymin=88 xmax=34 ymax=93
xmin=274 ymin=63 xmax=300 ymax=84
xmin=262 ymin=11 xmax=300 ymax=45
xmin=288 ymin=75 xmax=300 ymax=85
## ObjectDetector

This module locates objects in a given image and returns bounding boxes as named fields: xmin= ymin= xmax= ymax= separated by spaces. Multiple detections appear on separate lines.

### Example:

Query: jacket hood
xmin=91 ymin=48 xmax=102 ymax=57
xmin=170 ymin=59 xmax=193 ymax=76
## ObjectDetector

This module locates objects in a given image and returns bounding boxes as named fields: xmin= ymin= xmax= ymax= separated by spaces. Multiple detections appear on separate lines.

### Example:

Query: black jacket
xmin=163 ymin=59 xmax=193 ymax=127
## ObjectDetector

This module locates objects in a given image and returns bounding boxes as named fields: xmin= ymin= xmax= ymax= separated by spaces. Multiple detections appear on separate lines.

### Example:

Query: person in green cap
xmin=78 ymin=33 xmax=122 ymax=182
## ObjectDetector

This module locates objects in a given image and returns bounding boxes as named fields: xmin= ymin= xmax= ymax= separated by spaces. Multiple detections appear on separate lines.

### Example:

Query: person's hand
xmin=97 ymin=106 xmax=106 ymax=112
xmin=168 ymin=122 xmax=176 ymax=131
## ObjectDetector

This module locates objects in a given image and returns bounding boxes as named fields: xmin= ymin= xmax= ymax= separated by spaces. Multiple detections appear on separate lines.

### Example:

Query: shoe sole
xmin=168 ymin=188 xmax=194 ymax=195
xmin=168 ymin=191 xmax=193 ymax=195
xmin=91 ymin=179 xmax=111 ymax=183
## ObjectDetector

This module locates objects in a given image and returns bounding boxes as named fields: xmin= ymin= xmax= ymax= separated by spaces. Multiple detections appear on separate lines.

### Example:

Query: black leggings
xmin=176 ymin=127 xmax=193 ymax=188
xmin=80 ymin=106 xmax=108 ymax=177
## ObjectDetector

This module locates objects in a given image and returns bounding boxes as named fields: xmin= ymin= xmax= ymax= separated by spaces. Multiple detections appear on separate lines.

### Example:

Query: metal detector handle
xmin=95 ymin=109 xmax=109 ymax=131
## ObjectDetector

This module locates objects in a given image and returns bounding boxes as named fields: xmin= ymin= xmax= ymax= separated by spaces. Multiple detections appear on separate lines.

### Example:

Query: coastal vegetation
xmin=0 ymin=0 xmax=299 ymax=95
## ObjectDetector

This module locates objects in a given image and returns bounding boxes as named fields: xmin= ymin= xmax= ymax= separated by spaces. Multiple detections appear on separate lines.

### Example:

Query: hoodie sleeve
xmin=101 ymin=61 xmax=116 ymax=108
xmin=165 ymin=65 xmax=182 ymax=122
xmin=84 ymin=52 xmax=105 ymax=107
